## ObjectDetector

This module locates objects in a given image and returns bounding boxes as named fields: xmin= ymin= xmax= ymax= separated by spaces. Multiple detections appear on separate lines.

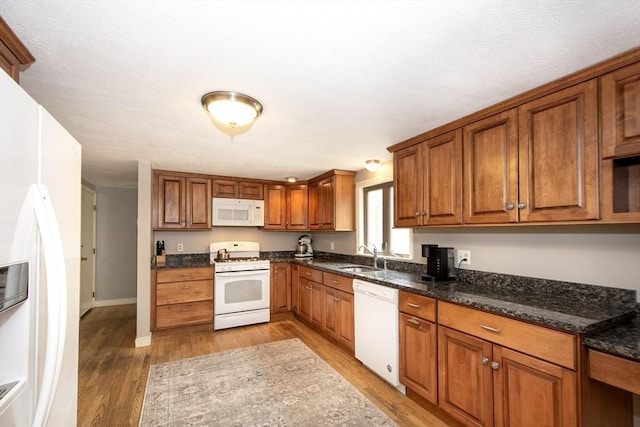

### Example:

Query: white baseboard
xmin=94 ymin=297 xmax=137 ymax=307
xmin=135 ymin=334 xmax=152 ymax=348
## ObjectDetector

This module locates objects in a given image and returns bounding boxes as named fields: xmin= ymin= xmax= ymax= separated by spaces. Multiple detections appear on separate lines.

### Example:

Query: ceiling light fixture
xmin=286 ymin=177 xmax=298 ymax=183
xmin=365 ymin=159 xmax=382 ymax=172
xmin=201 ymin=91 xmax=263 ymax=128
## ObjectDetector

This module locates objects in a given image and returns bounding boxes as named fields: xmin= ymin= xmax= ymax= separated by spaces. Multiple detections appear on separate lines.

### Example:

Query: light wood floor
xmin=78 ymin=304 xmax=459 ymax=426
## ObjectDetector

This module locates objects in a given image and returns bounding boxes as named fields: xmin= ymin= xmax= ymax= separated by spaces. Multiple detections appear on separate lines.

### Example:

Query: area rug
xmin=139 ymin=338 xmax=396 ymax=426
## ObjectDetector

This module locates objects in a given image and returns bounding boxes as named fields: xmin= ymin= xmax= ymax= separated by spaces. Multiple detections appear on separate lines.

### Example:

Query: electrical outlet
xmin=456 ymin=250 xmax=471 ymax=266
xmin=177 ymin=243 xmax=184 ymax=252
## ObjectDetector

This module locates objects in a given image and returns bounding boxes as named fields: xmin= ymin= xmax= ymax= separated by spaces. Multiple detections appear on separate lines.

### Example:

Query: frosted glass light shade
xmin=201 ymin=91 xmax=263 ymax=127
xmin=365 ymin=159 xmax=381 ymax=172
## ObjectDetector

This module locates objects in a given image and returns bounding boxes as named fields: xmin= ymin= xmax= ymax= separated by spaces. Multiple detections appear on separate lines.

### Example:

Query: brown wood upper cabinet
xmin=518 ymin=81 xmax=598 ymax=222
xmin=394 ymin=130 xmax=462 ymax=227
xmin=463 ymin=81 xmax=599 ymax=224
xmin=212 ymin=178 xmax=263 ymax=200
xmin=263 ymin=184 xmax=308 ymax=230
xmin=309 ymin=170 xmax=355 ymax=231
xmin=153 ymin=172 xmax=211 ymax=230
xmin=601 ymin=62 xmax=640 ymax=159
xmin=0 ymin=17 xmax=35 ymax=83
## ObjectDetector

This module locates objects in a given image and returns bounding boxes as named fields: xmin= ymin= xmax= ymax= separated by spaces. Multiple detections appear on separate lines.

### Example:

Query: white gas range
xmin=209 ymin=241 xmax=270 ymax=330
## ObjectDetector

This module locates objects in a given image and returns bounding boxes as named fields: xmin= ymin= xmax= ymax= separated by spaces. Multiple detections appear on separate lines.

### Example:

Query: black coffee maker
xmin=421 ymin=244 xmax=455 ymax=282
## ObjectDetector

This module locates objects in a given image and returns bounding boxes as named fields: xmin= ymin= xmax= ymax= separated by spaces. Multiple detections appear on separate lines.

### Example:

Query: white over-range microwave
xmin=212 ymin=197 xmax=265 ymax=227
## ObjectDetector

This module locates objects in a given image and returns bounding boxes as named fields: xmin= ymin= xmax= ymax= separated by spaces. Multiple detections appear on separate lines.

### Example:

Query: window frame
xmin=356 ymin=168 xmax=412 ymax=260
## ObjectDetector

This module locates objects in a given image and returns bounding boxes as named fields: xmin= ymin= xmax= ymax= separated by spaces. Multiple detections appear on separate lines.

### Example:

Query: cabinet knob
xmin=422 ymin=211 xmax=427 ymax=216
xmin=415 ymin=212 xmax=421 ymax=217
xmin=517 ymin=203 xmax=526 ymax=209
xmin=491 ymin=361 xmax=499 ymax=370
xmin=482 ymin=357 xmax=489 ymax=365
xmin=506 ymin=203 xmax=515 ymax=210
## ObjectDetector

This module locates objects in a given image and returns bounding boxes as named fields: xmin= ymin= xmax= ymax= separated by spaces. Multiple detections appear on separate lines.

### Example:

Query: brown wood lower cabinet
xmin=153 ymin=267 xmax=214 ymax=330
xmin=438 ymin=325 xmax=577 ymax=427
xmin=270 ymin=263 xmax=291 ymax=314
xmin=295 ymin=266 xmax=354 ymax=352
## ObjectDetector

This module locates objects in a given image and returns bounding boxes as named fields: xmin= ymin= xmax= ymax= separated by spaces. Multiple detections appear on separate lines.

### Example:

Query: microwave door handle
xmin=216 ymin=270 xmax=268 ymax=277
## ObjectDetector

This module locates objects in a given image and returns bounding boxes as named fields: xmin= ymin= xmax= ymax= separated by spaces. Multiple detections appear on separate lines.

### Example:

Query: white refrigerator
xmin=0 ymin=69 xmax=81 ymax=426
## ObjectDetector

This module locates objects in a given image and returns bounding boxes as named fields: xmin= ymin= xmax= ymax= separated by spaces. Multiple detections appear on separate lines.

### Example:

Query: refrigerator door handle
xmin=30 ymin=184 xmax=67 ymax=427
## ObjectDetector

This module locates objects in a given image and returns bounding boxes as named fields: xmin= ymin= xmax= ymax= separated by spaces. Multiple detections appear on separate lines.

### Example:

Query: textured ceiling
xmin=2 ymin=1 xmax=639 ymax=187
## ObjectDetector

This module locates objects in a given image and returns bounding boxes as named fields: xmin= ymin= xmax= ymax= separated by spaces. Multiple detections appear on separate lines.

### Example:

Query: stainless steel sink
xmin=338 ymin=265 xmax=380 ymax=273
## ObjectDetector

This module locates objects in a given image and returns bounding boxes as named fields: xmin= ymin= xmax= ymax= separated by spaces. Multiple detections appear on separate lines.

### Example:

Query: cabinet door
xmin=310 ymin=281 xmax=324 ymax=328
xmin=464 ymin=110 xmax=519 ymax=224
xmin=336 ymin=290 xmax=354 ymax=351
xmin=212 ymin=179 xmax=238 ymax=198
xmin=601 ymin=62 xmax=640 ymax=158
xmin=270 ymin=263 xmax=291 ymax=314
xmin=394 ymin=144 xmax=424 ymax=227
xmin=286 ymin=184 xmax=309 ymax=230
xmin=518 ymin=81 xmax=598 ymax=222
xmin=238 ymin=181 xmax=264 ymax=199
xmin=291 ymin=264 xmax=300 ymax=314
xmin=298 ymin=278 xmax=312 ymax=322
xmin=319 ymin=177 xmax=335 ymax=229
xmin=399 ymin=313 xmax=437 ymax=404
xmin=493 ymin=346 xmax=577 ymax=427
xmin=264 ymin=184 xmax=286 ymax=230
xmin=185 ymin=177 xmax=211 ymax=229
xmin=423 ymin=130 xmax=463 ymax=225
xmin=308 ymin=180 xmax=320 ymax=229
xmin=323 ymin=286 xmax=338 ymax=339
xmin=157 ymin=174 xmax=185 ymax=228
xmin=438 ymin=326 xmax=494 ymax=427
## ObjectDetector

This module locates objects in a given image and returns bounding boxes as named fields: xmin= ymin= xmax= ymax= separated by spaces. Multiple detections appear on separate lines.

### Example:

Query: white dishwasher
xmin=353 ymin=279 xmax=406 ymax=393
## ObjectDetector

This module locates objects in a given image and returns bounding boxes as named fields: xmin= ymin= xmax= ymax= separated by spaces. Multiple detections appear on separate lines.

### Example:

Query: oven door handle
xmin=216 ymin=270 xmax=269 ymax=277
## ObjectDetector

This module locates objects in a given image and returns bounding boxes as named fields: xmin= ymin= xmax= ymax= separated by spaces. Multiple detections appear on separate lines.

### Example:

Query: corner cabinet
xmin=264 ymin=184 xmax=308 ymax=230
xmin=309 ymin=170 xmax=356 ymax=231
xmin=153 ymin=171 xmax=211 ymax=230
xmin=394 ymin=130 xmax=462 ymax=227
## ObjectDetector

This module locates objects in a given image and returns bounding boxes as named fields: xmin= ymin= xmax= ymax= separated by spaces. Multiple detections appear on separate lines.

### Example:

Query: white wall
xmin=95 ymin=186 xmax=138 ymax=302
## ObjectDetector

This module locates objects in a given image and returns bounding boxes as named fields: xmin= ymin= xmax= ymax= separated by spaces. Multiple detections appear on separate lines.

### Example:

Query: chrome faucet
xmin=359 ymin=244 xmax=379 ymax=269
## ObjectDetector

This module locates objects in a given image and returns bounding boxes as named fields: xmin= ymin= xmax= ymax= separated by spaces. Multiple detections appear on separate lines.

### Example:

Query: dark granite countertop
xmin=292 ymin=258 xmax=635 ymax=335
xmin=152 ymin=252 xmax=638 ymax=360
xmin=583 ymin=314 xmax=640 ymax=361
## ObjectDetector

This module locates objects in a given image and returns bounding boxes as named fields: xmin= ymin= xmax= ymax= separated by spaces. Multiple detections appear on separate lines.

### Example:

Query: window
xmin=362 ymin=182 xmax=410 ymax=257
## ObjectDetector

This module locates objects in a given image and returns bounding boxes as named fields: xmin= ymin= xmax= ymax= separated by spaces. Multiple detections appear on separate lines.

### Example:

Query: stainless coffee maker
xmin=421 ymin=244 xmax=455 ymax=281
xmin=295 ymin=235 xmax=314 ymax=258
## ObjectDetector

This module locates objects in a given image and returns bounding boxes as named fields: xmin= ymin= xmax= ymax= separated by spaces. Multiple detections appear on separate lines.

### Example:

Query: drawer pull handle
xmin=306 ymin=286 xmax=312 ymax=290
xmin=407 ymin=303 xmax=420 ymax=308
xmin=180 ymin=286 xmax=191 ymax=290
xmin=181 ymin=273 xmax=192 ymax=277
xmin=482 ymin=357 xmax=489 ymax=365
xmin=305 ymin=272 xmax=311 ymax=276
xmin=333 ymin=280 xmax=339 ymax=284
xmin=406 ymin=318 xmax=420 ymax=325
xmin=480 ymin=324 xmax=501 ymax=333
xmin=181 ymin=308 xmax=190 ymax=312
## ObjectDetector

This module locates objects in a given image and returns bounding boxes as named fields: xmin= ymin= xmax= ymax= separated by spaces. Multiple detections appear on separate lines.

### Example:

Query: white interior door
xmin=80 ymin=185 xmax=95 ymax=317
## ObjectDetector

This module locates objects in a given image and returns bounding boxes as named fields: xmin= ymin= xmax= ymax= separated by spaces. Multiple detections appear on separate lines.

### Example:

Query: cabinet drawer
xmin=323 ymin=272 xmax=353 ymax=294
xmin=156 ymin=300 xmax=213 ymax=329
xmin=438 ymin=301 xmax=576 ymax=370
xmin=399 ymin=291 xmax=436 ymax=322
xmin=588 ymin=349 xmax=640 ymax=395
xmin=157 ymin=280 xmax=213 ymax=305
xmin=157 ymin=267 xmax=213 ymax=283
xmin=299 ymin=266 xmax=322 ymax=282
